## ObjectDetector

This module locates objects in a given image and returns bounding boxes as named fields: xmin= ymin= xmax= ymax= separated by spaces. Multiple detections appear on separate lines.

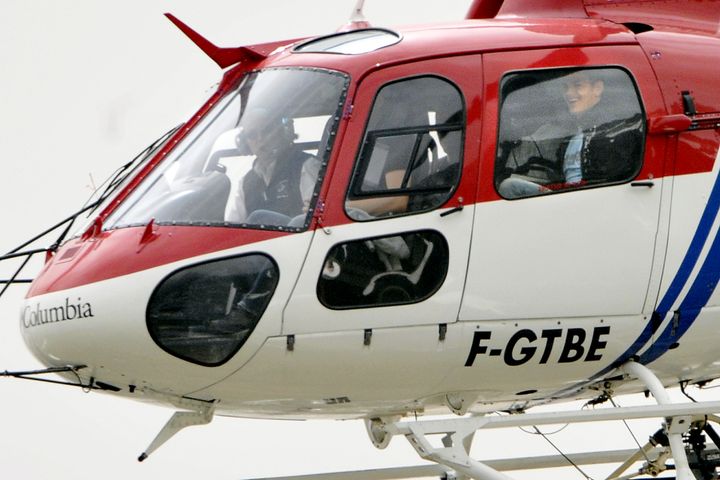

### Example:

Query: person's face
xmin=563 ymin=73 xmax=604 ymax=115
xmin=244 ymin=126 xmax=268 ymax=155
xmin=244 ymin=120 xmax=289 ymax=157
xmin=245 ymin=125 xmax=286 ymax=158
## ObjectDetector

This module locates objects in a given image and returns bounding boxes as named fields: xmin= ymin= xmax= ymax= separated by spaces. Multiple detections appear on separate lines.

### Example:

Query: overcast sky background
xmin=1 ymin=2 xmax=718 ymax=479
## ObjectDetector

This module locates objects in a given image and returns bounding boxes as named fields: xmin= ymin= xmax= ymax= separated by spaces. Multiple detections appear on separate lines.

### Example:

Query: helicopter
xmin=3 ymin=0 xmax=720 ymax=479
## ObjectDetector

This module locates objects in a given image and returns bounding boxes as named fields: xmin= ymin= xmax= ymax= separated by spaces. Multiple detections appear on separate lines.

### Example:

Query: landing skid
xmin=244 ymin=362 xmax=720 ymax=480
xmin=247 ymin=404 xmax=720 ymax=480
xmin=246 ymin=448 xmax=659 ymax=479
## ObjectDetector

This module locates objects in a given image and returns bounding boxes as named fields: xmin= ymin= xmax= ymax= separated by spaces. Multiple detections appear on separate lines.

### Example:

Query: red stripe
xmin=27 ymin=226 xmax=285 ymax=298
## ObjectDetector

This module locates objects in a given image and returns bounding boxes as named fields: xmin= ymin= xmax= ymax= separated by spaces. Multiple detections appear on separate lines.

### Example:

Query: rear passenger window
xmin=346 ymin=76 xmax=464 ymax=220
xmin=495 ymin=68 xmax=645 ymax=199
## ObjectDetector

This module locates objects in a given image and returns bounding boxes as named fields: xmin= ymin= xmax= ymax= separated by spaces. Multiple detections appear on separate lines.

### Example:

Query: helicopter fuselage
xmin=19 ymin=11 xmax=720 ymax=420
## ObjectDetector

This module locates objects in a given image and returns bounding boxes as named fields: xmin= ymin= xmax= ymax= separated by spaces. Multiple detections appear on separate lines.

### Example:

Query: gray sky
xmin=0 ymin=2 xmax=716 ymax=479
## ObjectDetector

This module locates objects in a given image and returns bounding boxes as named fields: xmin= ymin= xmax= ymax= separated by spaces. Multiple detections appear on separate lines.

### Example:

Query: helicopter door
xmin=284 ymin=56 xmax=481 ymax=335
xmin=461 ymin=46 xmax=668 ymax=322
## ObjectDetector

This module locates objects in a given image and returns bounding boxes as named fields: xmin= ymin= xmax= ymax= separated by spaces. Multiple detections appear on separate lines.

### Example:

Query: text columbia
xmin=22 ymin=298 xmax=94 ymax=328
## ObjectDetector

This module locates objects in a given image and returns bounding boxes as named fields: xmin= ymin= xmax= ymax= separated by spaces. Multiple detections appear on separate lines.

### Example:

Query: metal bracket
xmin=364 ymin=416 xmax=400 ymax=449
xmin=1 ymin=365 xmax=96 ymax=390
xmin=138 ymin=399 xmax=215 ymax=462
xmin=444 ymin=392 xmax=479 ymax=416
xmin=364 ymin=329 xmax=373 ymax=346
xmin=667 ymin=415 xmax=693 ymax=435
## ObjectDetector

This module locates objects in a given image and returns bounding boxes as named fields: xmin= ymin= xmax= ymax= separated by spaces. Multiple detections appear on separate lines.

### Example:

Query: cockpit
xmin=104 ymin=68 xmax=349 ymax=232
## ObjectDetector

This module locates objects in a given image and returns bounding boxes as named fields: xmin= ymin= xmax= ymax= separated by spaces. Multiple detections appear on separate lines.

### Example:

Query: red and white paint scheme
xmin=6 ymin=0 xmax=720 ymax=478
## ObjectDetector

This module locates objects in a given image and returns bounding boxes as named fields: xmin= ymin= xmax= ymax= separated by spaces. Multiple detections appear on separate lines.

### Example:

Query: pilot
xmin=498 ymin=69 xmax=639 ymax=198
xmin=226 ymin=107 xmax=320 ymax=227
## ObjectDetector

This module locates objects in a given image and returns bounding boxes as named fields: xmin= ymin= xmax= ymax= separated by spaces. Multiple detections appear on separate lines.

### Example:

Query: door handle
xmin=440 ymin=205 xmax=464 ymax=217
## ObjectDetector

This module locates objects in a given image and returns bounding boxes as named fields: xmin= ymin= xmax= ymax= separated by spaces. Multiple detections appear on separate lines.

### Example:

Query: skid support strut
xmin=376 ymin=400 xmax=720 ymax=480
xmin=621 ymin=361 xmax=694 ymax=480
xmin=404 ymin=422 xmax=509 ymax=480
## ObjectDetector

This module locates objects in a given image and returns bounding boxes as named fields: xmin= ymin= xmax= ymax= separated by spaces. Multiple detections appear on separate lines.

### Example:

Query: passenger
xmin=345 ymin=164 xmax=409 ymax=219
xmin=226 ymin=108 xmax=320 ymax=227
xmin=498 ymin=70 xmax=638 ymax=198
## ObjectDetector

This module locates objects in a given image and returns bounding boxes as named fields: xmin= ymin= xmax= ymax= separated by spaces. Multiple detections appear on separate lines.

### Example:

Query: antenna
xmin=350 ymin=0 xmax=366 ymax=23
xmin=339 ymin=0 xmax=371 ymax=31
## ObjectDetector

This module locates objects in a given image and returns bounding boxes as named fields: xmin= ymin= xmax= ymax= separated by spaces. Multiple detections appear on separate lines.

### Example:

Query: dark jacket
xmin=560 ymin=112 xmax=644 ymax=185
xmin=242 ymin=147 xmax=313 ymax=217
xmin=503 ymin=106 xmax=644 ymax=187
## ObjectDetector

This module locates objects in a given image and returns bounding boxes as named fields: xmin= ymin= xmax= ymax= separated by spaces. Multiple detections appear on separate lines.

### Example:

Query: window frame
xmin=104 ymin=67 xmax=350 ymax=232
xmin=316 ymin=229 xmax=450 ymax=310
xmin=345 ymin=74 xmax=466 ymax=221
xmin=146 ymin=252 xmax=279 ymax=367
xmin=493 ymin=65 xmax=647 ymax=200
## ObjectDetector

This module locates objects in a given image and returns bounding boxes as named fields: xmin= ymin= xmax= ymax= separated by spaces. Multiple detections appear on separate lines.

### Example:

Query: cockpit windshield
xmin=104 ymin=68 xmax=349 ymax=231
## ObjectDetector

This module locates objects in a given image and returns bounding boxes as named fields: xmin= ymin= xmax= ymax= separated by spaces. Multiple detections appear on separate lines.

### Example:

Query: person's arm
xmin=346 ymin=169 xmax=409 ymax=217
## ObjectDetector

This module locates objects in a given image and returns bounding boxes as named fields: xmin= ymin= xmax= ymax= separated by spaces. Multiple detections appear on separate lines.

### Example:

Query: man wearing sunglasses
xmin=228 ymin=107 xmax=320 ymax=227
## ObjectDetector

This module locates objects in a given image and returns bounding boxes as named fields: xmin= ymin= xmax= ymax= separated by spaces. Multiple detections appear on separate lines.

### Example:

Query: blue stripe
xmin=655 ymin=171 xmax=720 ymax=317
xmin=551 ymin=166 xmax=720 ymax=398
xmin=638 ymin=168 xmax=720 ymax=363
xmin=640 ymin=223 xmax=720 ymax=363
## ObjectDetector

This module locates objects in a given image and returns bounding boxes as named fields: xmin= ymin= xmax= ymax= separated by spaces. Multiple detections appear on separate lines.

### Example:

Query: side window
xmin=495 ymin=68 xmax=645 ymax=199
xmin=345 ymin=76 xmax=465 ymax=220
xmin=317 ymin=230 xmax=449 ymax=309
xmin=147 ymin=254 xmax=279 ymax=366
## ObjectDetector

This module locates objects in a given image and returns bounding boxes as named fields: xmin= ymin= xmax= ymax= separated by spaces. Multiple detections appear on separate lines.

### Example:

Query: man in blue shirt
xmin=498 ymin=70 xmax=606 ymax=198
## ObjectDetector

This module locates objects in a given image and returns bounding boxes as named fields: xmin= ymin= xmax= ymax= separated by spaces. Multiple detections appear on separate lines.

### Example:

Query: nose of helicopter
xmin=19 ymin=260 xmax=184 ymax=392
xmin=19 ymin=225 xmax=284 ymax=395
